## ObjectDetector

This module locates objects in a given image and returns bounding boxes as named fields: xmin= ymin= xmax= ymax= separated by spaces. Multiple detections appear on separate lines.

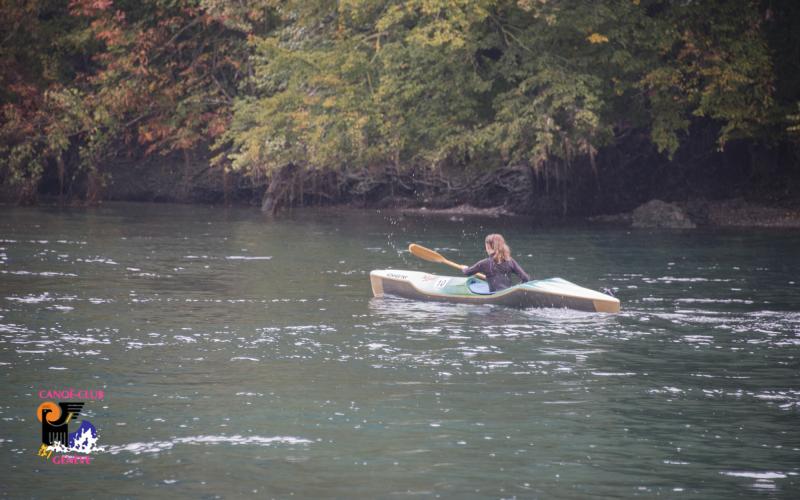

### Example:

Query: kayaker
xmin=462 ymin=233 xmax=531 ymax=292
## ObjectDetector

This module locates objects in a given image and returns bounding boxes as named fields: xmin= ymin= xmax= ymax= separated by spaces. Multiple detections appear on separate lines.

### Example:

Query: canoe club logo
xmin=36 ymin=388 xmax=104 ymax=464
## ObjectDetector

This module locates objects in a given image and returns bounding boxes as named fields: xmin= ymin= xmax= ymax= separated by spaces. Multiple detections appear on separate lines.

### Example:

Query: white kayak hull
xmin=370 ymin=270 xmax=620 ymax=313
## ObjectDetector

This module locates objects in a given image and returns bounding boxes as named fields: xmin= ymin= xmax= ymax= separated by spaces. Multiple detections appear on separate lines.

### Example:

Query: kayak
xmin=369 ymin=269 xmax=620 ymax=313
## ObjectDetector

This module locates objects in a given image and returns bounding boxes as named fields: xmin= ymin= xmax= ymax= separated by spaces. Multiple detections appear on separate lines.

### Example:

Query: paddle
xmin=408 ymin=243 xmax=487 ymax=281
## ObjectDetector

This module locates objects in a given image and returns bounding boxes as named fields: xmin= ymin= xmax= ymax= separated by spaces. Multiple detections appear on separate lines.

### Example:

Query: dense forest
xmin=1 ymin=0 xmax=799 ymax=215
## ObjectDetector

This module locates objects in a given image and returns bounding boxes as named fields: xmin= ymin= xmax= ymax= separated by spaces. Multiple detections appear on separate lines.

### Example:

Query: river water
xmin=1 ymin=203 xmax=798 ymax=498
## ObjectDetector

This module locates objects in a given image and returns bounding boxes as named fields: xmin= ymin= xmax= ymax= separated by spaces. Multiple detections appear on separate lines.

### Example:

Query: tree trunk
xmin=261 ymin=163 xmax=300 ymax=214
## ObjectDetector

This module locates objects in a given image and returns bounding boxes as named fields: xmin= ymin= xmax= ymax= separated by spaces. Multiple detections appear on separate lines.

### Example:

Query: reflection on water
xmin=0 ymin=203 xmax=798 ymax=497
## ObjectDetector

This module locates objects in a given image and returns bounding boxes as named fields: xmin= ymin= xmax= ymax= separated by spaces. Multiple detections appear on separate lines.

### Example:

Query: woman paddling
xmin=462 ymin=234 xmax=531 ymax=292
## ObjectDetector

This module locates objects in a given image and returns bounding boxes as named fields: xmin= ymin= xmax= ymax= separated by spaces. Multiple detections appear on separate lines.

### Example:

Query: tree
xmin=1 ymin=0 xmax=248 ymax=202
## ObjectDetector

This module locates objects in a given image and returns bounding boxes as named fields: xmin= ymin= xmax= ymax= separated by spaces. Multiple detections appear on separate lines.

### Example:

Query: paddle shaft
xmin=409 ymin=244 xmax=486 ymax=281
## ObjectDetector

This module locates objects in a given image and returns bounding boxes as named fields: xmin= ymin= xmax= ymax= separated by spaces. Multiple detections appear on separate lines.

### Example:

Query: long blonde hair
xmin=485 ymin=233 xmax=511 ymax=264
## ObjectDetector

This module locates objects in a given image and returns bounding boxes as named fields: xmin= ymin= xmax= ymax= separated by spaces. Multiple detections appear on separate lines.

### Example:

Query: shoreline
xmin=4 ymin=197 xmax=800 ymax=229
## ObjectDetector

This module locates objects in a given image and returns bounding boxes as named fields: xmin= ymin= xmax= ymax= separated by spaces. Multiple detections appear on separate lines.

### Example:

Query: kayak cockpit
xmin=466 ymin=277 xmax=493 ymax=295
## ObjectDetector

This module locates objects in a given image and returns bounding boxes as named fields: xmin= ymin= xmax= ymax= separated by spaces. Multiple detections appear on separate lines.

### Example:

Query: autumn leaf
xmin=587 ymin=33 xmax=609 ymax=44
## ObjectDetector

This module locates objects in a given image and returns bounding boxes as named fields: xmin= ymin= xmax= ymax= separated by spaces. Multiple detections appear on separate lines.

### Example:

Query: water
xmin=1 ymin=203 xmax=798 ymax=498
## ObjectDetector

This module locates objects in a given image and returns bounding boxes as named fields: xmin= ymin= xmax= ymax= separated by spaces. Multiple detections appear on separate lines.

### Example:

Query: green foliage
xmin=1 ymin=0 xmax=798 ymax=200
xmin=1 ymin=0 xmax=246 ymax=195
xmin=638 ymin=0 xmax=775 ymax=154
xmin=222 ymin=0 xmax=785 ymax=175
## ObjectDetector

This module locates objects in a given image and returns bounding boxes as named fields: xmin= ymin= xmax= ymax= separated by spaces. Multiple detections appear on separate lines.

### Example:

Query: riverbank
xmin=587 ymin=198 xmax=800 ymax=229
xmin=6 ymin=195 xmax=800 ymax=230
xmin=3 ymin=143 xmax=798 ymax=228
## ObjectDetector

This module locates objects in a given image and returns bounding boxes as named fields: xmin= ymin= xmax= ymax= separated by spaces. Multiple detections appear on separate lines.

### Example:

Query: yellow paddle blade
xmin=408 ymin=243 xmax=446 ymax=263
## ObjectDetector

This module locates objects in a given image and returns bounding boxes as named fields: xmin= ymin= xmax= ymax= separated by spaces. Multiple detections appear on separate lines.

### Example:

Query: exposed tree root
xmin=258 ymin=163 xmax=551 ymax=215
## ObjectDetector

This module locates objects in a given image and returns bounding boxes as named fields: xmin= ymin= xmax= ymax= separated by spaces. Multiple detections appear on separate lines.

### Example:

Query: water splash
xmin=46 ymin=420 xmax=100 ymax=454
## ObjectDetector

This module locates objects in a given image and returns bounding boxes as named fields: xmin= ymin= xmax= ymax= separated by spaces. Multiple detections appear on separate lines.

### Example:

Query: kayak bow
xmin=370 ymin=269 xmax=620 ymax=313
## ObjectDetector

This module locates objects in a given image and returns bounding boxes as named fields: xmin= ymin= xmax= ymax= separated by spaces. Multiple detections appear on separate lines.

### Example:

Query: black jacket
xmin=463 ymin=257 xmax=531 ymax=292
